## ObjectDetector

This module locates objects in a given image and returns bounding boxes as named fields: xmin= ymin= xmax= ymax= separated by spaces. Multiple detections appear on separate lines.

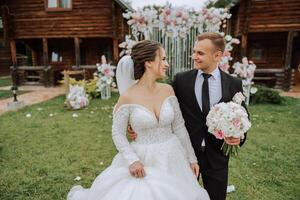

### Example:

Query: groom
xmin=172 ymin=32 xmax=248 ymax=200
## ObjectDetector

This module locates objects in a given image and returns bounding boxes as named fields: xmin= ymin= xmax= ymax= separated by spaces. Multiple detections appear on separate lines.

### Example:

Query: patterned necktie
xmin=202 ymin=73 xmax=212 ymax=119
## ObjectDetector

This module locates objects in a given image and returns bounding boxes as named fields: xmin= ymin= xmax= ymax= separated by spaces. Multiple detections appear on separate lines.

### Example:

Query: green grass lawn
xmin=0 ymin=90 xmax=29 ymax=100
xmin=0 ymin=76 xmax=12 ymax=87
xmin=0 ymin=93 xmax=299 ymax=200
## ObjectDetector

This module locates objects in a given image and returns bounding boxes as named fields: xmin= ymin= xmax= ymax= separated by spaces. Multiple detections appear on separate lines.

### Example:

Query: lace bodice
xmin=112 ymin=96 xmax=198 ymax=165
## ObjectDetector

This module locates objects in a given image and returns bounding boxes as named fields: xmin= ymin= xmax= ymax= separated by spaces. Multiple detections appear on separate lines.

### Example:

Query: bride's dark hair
xmin=131 ymin=40 xmax=161 ymax=80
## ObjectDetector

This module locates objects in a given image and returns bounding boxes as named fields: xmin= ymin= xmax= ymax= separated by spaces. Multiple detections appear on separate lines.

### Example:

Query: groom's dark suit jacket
xmin=172 ymin=68 xmax=248 ymax=170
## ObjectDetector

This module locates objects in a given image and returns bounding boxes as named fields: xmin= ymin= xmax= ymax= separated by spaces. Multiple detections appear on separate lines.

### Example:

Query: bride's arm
xmin=113 ymin=95 xmax=145 ymax=178
xmin=112 ymin=104 xmax=139 ymax=165
xmin=162 ymin=84 xmax=198 ymax=163
xmin=170 ymin=96 xmax=198 ymax=164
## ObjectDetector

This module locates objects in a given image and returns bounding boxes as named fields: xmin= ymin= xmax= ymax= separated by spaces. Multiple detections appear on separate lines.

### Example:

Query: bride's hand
xmin=190 ymin=163 xmax=200 ymax=177
xmin=129 ymin=161 xmax=146 ymax=178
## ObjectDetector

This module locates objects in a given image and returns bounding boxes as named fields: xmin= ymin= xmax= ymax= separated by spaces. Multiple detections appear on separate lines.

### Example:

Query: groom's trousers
xmin=197 ymin=152 xmax=228 ymax=200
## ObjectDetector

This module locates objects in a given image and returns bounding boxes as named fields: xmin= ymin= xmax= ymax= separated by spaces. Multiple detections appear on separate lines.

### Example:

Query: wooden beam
xmin=42 ymin=38 xmax=49 ymax=67
xmin=10 ymin=40 xmax=17 ymax=66
xmin=74 ymin=37 xmax=81 ymax=68
xmin=244 ymin=0 xmax=251 ymax=33
xmin=42 ymin=38 xmax=49 ymax=86
xmin=112 ymin=1 xmax=117 ymax=38
xmin=285 ymin=31 xmax=294 ymax=70
xmin=241 ymin=34 xmax=247 ymax=57
xmin=113 ymin=38 xmax=119 ymax=63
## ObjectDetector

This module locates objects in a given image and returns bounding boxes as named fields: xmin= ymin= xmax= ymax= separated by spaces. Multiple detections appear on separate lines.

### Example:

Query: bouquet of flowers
xmin=206 ymin=92 xmax=251 ymax=156
xmin=65 ymin=84 xmax=89 ymax=110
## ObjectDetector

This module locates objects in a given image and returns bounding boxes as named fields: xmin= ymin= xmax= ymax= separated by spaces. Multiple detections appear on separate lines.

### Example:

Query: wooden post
xmin=240 ymin=0 xmax=251 ymax=58
xmin=284 ymin=31 xmax=295 ymax=91
xmin=10 ymin=41 xmax=17 ymax=66
xmin=112 ymin=1 xmax=117 ymax=38
xmin=31 ymin=49 xmax=37 ymax=66
xmin=111 ymin=1 xmax=119 ymax=63
xmin=241 ymin=34 xmax=247 ymax=57
xmin=42 ymin=38 xmax=49 ymax=67
xmin=74 ymin=37 xmax=81 ymax=68
xmin=10 ymin=40 xmax=18 ymax=86
xmin=285 ymin=31 xmax=294 ymax=70
xmin=113 ymin=38 xmax=119 ymax=63
xmin=42 ymin=38 xmax=49 ymax=86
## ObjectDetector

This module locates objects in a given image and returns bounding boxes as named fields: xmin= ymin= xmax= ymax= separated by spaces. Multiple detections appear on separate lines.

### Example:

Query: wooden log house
xmin=228 ymin=0 xmax=300 ymax=91
xmin=0 ymin=0 xmax=132 ymax=86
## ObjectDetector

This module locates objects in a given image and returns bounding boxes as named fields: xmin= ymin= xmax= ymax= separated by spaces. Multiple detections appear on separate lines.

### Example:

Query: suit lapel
xmin=188 ymin=69 xmax=203 ymax=116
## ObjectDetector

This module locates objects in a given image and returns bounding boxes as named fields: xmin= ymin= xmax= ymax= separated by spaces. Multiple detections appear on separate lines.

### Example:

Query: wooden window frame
xmin=249 ymin=42 xmax=267 ymax=64
xmin=50 ymin=51 xmax=63 ymax=63
xmin=0 ymin=17 xmax=3 ymax=29
xmin=45 ymin=0 xmax=72 ymax=12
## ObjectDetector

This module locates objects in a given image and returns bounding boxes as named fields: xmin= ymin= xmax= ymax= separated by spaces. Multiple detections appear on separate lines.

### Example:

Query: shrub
xmin=250 ymin=85 xmax=284 ymax=105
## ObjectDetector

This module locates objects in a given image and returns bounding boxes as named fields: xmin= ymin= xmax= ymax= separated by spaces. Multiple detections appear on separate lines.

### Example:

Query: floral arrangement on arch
xmin=219 ymin=35 xmax=240 ymax=73
xmin=119 ymin=35 xmax=138 ymax=57
xmin=120 ymin=4 xmax=238 ymax=67
xmin=122 ymin=4 xmax=231 ymax=39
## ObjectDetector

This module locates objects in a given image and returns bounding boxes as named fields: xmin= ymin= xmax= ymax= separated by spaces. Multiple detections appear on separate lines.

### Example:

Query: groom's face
xmin=192 ymin=39 xmax=221 ymax=71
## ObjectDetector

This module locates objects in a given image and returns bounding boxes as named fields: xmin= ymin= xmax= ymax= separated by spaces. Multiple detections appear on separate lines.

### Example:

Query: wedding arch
xmin=118 ymin=4 xmax=256 ymax=105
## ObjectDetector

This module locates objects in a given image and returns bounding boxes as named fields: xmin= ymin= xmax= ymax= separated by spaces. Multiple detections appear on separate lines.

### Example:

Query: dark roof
xmin=115 ymin=0 xmax=134 ymax=11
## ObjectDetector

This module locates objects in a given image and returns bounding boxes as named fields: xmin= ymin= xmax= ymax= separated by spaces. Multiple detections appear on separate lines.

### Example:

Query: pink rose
xmin=232 ymin=118 xmax=241 ymax=128
xmin=176 ymin=11 xmax=182 ymax=17
xmin=214 ymin=130 xmax=225 ymax=139
xmin=80 ymin=100 xmax=85 ymax=107
xmin=165 ymin=8 xmax=171 ymax=15
xmin=103 ymin=68 xmax=110 ymax=75
xmin=214 ymin=107 xmax=220 ymax=112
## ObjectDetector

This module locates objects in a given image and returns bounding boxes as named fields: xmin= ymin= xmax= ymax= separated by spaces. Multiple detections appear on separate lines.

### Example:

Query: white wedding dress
xmin=67 ymin=96 xmax=210 ymax=200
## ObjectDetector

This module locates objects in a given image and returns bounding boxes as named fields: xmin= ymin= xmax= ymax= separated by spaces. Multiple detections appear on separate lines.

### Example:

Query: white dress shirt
xmin=194 ymin=67 xmax=222 ymax=147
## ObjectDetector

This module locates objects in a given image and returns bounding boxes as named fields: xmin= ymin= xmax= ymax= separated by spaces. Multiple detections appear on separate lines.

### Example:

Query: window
xmin=0 ymin=17 xmax=3 ymax=29
xmin=46 ymin=0 xmax=72 ymax=11
xmin=250 ymin=43 xmax=266 ymax=61
xmin=51 ymin=51 xmax=63 ymax=62
xmin=0 ymin=41 xmax=5 ymax=48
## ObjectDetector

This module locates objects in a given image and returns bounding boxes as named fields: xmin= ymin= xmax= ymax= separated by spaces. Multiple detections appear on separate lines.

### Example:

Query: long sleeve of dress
xmin=170 ymin=97 xmax=198 ymax=163
xmin=112 ymin=106 xmax=139 ymax=165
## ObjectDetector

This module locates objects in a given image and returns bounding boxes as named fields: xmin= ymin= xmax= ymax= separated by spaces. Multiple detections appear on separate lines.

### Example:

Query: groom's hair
xmin=131 ymin=40 xmax=162 ymax=80
xmin=197 ymin=32 xmax=225 ymax=53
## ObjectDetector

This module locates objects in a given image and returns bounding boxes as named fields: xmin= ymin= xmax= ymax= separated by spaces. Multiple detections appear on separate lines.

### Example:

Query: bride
xmin=67 ymin=40 xmax=210 ymax=200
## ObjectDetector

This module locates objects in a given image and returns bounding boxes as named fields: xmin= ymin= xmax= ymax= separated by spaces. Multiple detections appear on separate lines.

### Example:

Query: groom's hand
xmin=190 ymin=163 xmax=200 ymax=177
xmin=127 ymin=125 xmax=137 ymax=140
xmin=224 ymin=136 xmax=240 ymax=145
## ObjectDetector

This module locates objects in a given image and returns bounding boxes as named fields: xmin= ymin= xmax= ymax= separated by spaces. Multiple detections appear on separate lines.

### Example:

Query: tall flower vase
xmin=101 ymin=83 xmax=111 ymax=100
xmin=242 ymin=79 xmax=251 ymax=106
